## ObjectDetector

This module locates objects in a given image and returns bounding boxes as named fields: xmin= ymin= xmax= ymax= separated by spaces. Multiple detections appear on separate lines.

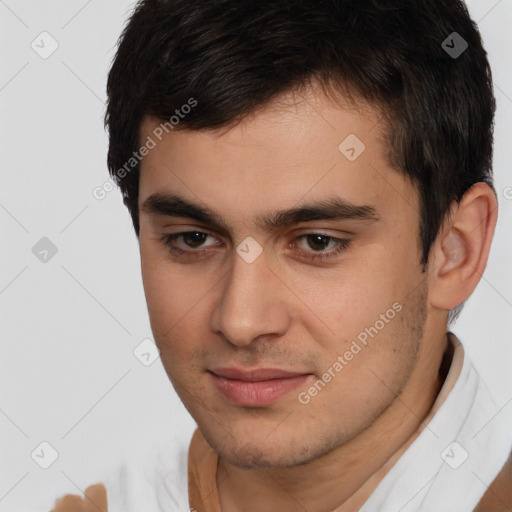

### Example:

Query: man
xmin=52 ymin=0 xmax=512 ymax=510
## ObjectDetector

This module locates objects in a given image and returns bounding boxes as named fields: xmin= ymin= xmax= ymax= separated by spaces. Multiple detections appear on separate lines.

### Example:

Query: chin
xmin=204 ymin=427 xmax=332 ymax=470
xmin=223 ymin=444 xmax=308 ymax=470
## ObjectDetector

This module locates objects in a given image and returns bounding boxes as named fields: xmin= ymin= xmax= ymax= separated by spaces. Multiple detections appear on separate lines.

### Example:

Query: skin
xmin=137 ymin=82 xmax=497 ymax=511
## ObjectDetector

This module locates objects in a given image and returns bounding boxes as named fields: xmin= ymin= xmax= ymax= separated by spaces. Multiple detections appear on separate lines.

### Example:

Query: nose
xmin=209 ymin=249 xmax=291 ymax=347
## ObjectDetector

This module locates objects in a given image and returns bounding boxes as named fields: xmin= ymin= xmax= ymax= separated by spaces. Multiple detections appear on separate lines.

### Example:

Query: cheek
xmin=140 ymin=249 xmax=215 ymax=378
xmin=285 ymin=261 xmax=399 ymax=343
xmin=140 ymin=245 xmax=206 ymax=337
xmin=298 ymin=287 xmax=423 ymax=434
xmin=291 ymin=239 xmax=419 ymax=368
xmin=140 ymin=253 xmax=189 ymax=353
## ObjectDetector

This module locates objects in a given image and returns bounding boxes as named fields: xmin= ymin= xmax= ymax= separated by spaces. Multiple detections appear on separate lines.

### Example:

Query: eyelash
xmin=158 ymin=232 xmax=351 ymax=262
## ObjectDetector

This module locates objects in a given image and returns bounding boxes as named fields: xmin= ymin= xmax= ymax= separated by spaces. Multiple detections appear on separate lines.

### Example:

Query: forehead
xmin=137 ymin=85 xmax=417 ymax=230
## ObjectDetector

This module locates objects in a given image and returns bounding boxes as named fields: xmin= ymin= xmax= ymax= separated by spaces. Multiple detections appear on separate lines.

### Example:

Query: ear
xmin=428 ymin=182 xmax=498 ymax=312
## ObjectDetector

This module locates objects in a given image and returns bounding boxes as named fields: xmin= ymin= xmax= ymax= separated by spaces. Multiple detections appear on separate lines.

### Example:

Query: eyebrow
xmin=140 ymin=193 xmax=380 ymax=232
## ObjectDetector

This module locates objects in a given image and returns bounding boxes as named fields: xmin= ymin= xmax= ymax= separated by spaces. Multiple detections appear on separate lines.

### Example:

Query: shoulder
xmin=474 ymin=451 xmax=512 ymax=511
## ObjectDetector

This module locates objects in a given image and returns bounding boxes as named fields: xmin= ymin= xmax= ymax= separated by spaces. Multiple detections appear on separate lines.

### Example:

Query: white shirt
xmin=360 ymin=332 xmax=512 ymax=511
xmin=100 ymin=332 xmax=512 ymax=512
xmin=100 ymin=438 xmax=190 ymax=512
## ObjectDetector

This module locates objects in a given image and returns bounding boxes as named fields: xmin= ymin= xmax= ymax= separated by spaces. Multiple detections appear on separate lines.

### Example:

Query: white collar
xmin=360 ymin=332 xmax=512 ymax=512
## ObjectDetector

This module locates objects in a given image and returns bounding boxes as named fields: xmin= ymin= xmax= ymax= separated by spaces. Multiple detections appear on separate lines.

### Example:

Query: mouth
xmin=208 ymin=367 xmax=314 ymax=407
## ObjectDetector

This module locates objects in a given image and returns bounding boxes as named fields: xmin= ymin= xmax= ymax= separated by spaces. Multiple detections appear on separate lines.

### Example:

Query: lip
xmin=209 ymin=367 xmax=313 ymax=406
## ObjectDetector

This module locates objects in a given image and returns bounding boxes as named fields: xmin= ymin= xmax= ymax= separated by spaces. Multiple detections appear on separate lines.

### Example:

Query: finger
xmin=50 ymin=494 xmax=86 ymax=512
xmin=83 ymin=483 xmax=108 ymax=512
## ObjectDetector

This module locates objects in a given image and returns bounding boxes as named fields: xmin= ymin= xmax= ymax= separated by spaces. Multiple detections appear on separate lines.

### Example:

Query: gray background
xmin=0 ymin=0 xmax=511 ymax=510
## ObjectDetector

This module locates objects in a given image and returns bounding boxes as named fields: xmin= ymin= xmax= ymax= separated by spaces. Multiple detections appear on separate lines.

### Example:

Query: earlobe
xmin=429 ymin=183 xmax=498 ymax=311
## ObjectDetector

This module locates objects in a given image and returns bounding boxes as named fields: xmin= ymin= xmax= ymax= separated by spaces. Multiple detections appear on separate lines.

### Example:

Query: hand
xmin=50 ymin=483 xmax=107 ymax=512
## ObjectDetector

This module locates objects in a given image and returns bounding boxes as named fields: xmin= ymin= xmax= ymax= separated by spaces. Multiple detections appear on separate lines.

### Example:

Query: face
xmin=137 ymin=85 xmax=429 ymax=470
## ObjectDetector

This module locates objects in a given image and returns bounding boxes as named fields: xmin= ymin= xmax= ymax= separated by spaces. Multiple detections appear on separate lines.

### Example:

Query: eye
xmin=158 ymin=231 xmax=351 ymax=262
xmin=292 ymin=234 xmax=351 ymax=261
xmin=159 ymin=231 xmax=220 ymax=255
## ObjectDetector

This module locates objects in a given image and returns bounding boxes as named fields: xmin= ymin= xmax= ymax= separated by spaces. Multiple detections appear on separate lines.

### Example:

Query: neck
xmin=217 ymin=332 xmax=453 ymax=512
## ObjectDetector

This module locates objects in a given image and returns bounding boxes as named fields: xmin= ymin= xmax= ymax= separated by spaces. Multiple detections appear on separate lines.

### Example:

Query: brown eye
xmin=182 ymin=232 xmax=208 ymax=248
xmin=293 ymin=234 xmax=351 ymax=262
xmin=159 ymin=231 xmax=221 ymax=259
xmin=305 ymin=234 xmax=332 ymax=251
